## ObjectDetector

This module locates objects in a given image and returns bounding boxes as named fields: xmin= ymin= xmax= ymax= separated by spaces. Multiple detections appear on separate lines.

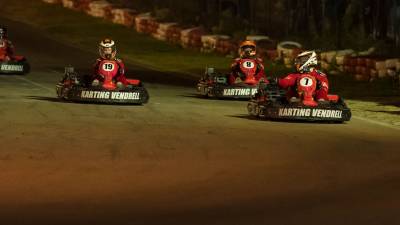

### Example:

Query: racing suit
xmin=229 ymin=57 xmax=266 ymax=84
xmin=92 ymin=57 xmax=129 ymax=85
xmin=0 ymin=39 xmax=15 ymax=61
xmin=278 ymin=69 xmax=329 ymax=101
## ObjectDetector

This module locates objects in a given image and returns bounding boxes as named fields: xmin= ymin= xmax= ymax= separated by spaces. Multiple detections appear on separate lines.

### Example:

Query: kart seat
xmin=327 ymin=95 xmax=339 ymax=102
xmin=127 ymin=79 xmax=141 ymax=86
xmin=244 ymin=77 xmax=257 ymax=85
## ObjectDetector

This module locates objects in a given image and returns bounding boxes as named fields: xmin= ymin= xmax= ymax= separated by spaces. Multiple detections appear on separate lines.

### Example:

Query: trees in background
xmin=113 ymin=0 xmax=400 ymax=49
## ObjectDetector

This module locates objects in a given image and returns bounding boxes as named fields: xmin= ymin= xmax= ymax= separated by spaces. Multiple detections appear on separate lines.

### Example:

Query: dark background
xmin=109 ymin=0 xmax=400 ymax=52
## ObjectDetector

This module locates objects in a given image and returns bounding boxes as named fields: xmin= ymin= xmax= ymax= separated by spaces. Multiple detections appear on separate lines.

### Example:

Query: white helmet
xmin=295 ymin=51 xmax=318 ymax=73
xmin=99 ymin=38 xmax=117 ymax=60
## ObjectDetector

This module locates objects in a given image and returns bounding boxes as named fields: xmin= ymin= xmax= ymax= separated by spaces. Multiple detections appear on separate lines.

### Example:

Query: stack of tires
xmin=246 ymin=35 xmax=276 ymax=61
xmin=200 ymin=35 xmax=230 ymax=54
xmin=320 ymin=51 xmax=337 ymax=72
xmin=153 ymin=23 xmax=177 ymax=41
xmin=166 ymin=26 xmax=182 ymax=45
xmin=43 ymin=0 xmax=61 ymax=3
xmin=373 ymin=59 xmax=389 ymax=79
xmin=147 ymin=19 xmax=159 ymax=36
xmin=43 ymin=0 xmax=91 ymax=11
xmin=110 ymin=8 xmax=137 ymax=27
xmin=134 ymin=13 xmax=152 ymax=34
xmin=320 ymin=49 xmax=355 ymax=73
xmin=76 ymin=0 xmax=92 ymax=11
xmin=180 ymin=27 xmax=206 ymax=49
xmin=335 ymin=50 xmax=355 ymax=73
xmin=216 ymin=38 xmax=236 ymax=55
xmin=61 ymin=0 xmax=75 ymax=9
xmin=277 ymin=41 xmax=303 ymax=68
xmin=342 ymin=57 xmax=400 ymax=81
xmin=200 ymin=35 xmax=219 ymax=53
xmin=397 ymin=61 xmax=400 ymax=73
xmin=385 ymin=59 xmax=400 ymax=78
xmin=354 ymin=57 xmax=372 ymax=81
xmin=86 ymin=0 xmax=112 ymax=18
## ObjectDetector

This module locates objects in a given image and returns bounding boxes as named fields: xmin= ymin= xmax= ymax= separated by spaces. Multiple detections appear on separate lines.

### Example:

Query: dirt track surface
xmin=1 ymin=18 xmax=400 ymax=225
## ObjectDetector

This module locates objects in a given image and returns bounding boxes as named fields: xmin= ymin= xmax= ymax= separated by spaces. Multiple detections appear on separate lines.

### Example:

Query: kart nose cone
xmin=103 ymin=81 xmax=116 ymax=90
xmin=303 ymin=99 xmax=318 ymax=107
xmin=244 ymin=77 xmax=257 ymax=85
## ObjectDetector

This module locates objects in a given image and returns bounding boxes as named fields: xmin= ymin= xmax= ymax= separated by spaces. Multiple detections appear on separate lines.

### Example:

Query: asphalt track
xmin=1 ymin=18 xmax=400 ymax=225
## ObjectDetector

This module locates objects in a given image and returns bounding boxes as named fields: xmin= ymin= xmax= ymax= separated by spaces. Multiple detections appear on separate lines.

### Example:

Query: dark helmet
xmin=0 ymin=27 xmax=7 ymax=39
xmin=239 ymin=40 xmax=257 ymax=58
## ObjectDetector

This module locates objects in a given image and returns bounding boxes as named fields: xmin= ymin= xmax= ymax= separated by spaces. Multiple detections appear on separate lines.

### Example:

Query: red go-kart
xmin=0 ymin=54 xmax=30 ymax=75
xmin=56 ymin=60 xmax=149 ymax=104
xmin=197 ymin=58 xmax=265 ymax=99
xmin=248 ymin=74 xmax=351 ymax=122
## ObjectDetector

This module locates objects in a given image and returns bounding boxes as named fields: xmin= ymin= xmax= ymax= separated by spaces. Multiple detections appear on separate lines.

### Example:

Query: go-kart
xmin=247 ymin=74 xmax=351 ymax=122
xmin=0 ymin=55 xmax=30 ymax=75
xmin=197 ymin=58 xmax=264 ymax=99
xmin=56 ymin=62 xmax=149 ymax=104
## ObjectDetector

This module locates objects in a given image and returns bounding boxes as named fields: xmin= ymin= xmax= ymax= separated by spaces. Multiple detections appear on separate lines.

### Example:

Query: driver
xmin=278 ymin=51 xmax=329 ymax=101
xmin=0 ymin=27 xmax=15 ymax=61
xmin=229 ymin=40 xmax=266 ymax=84
xmin=92 ymin=38 xmax=128 ymax=87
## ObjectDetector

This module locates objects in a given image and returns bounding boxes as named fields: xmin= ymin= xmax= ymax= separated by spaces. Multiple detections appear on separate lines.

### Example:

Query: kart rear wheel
xmin=23 ymin=63 xmax=31 ymax=75
xmin=247 ymin=101 xmax=260 ymax=117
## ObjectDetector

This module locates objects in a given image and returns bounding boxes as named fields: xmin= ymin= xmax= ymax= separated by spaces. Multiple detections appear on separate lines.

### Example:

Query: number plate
xmin=299 ymin=77 xmax=314 ymax=87
xmin=242 ymin=61 xmax=255 ymax=69
xmin=102 ymin=63 xmax=115 ymax=71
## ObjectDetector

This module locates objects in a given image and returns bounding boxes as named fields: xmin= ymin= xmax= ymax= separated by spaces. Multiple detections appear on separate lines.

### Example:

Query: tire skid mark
xmin=353 ymin=116 xmax=400 ymax=131
xmin=5 ymin=71 xmax=400 ymax=132
xmin=27 ymin=101 xmax=49 ymax=119
xmin=14 ymin=75 xmax=54 ymax=93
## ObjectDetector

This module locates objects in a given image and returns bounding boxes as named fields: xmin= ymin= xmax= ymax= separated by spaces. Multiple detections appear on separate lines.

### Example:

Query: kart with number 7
xmin=248 ymin=74 xmax=351 ymax=122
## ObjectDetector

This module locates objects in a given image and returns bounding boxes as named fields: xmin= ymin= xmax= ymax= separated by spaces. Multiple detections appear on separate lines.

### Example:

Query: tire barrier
xmin=42 ymin=0 xmax=399 ymax=82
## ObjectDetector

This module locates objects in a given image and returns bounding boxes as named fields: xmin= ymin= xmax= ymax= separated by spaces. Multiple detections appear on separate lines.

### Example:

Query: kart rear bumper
xmin=248 ymin=100 xmax=352 ymax=122
xmin=197 ymin=82 xmax=258 ymax=99
xmin=57 ymin=85 xmax=149 ymax=104
xmin=0 ymin=60 xmax=30 ymax=75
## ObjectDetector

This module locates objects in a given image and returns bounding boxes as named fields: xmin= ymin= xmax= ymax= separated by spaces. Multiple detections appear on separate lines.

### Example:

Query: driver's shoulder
xmin=313 ymin=69 xmax=327 ymax=77
xmin=3 ymin=39 xmax=14 ymax=47
xmin=283 ymin=73 xmax=301 ymax=79
xmin=233 ymin=57 xmax=241 ymax=62
xmin=115 ymin=58 xmax=124 ymax=63
xmin=255 ymin=57 xmax=264 ymax=63
xmin=94 ymin=58 xmax=102 ymax=64
xmin=231 ymin=58 xmax=241 ymax=66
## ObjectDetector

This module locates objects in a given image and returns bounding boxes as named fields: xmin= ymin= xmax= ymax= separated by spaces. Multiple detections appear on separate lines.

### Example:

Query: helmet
xmin=99 ymin=38 xmax=117 ymax=60
xmin=295 ymin=51 xmax=318 ymax=73
xmin=239 ymin=40 xmax=257 ymax=58
xmin=0 ymin=27 xmax=7 ymax=40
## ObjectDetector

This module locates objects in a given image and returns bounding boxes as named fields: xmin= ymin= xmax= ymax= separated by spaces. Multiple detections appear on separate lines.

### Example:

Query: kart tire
xmin=23 ymin=63 xmax=31 ymax=75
